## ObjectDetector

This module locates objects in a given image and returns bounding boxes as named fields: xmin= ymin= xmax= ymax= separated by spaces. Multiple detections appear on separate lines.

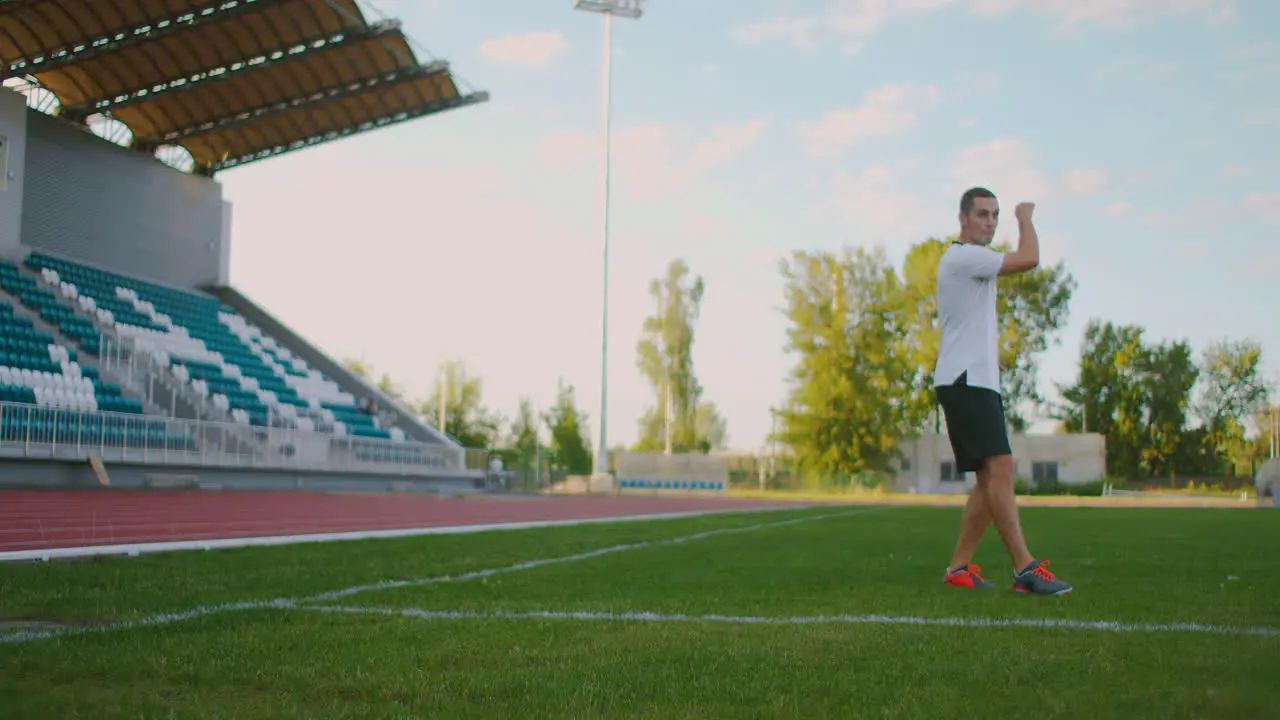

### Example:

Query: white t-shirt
xmin=933 ymin=242 xmax=1004 ymax=392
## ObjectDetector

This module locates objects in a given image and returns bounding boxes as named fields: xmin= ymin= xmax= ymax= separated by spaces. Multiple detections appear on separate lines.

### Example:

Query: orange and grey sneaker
xmin=1013 ymin=560 xmax=1073 ymax=596
xmin=943 ymin=564 xmax=995 ymax=589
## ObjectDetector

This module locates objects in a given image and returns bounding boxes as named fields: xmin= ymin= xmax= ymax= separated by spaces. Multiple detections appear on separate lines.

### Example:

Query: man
xmin=934 ymin=187 xmax=1073 ymax=596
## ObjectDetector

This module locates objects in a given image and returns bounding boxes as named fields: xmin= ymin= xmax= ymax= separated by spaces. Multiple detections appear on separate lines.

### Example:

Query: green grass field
xmin=2 ymin=504 xmax=1277 ymax=719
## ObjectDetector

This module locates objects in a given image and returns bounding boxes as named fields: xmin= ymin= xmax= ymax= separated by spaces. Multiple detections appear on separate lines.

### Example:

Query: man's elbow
xmin=999 ymin=252 xmax=1039 ymax=276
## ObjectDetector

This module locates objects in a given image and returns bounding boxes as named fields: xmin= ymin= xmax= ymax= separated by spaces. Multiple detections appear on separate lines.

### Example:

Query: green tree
xmin=417 ymin=359 xmax=499 ymax=449
xmin=633 ymin=258 xmax=728 ymax=453
xmin=694 ymin=400 xmax=729 ymax=451
xmin=1195 ymin=339 xmax=1271 ymax=473
xmin=1056 ymin=321 xmax=1220 ymax=480
xmin=996 ymin=253 xmax=1077 ymax=430
xmin=1056 ymin=320 xmax=1159 ymax=479
xmin=899 ymin=239 xmax=947 ymax=431
xmin=1244 ymin=405 xmax=1279 ymax=471
xmin=899 ymin=238 xmax=1076 ymax=433
xmin=544 ymin=379 xmax=593 ymax=475
xmin=1139 ymin=339 xmax=1201 ymax=478
xmin=633 ymin=399 xmax=731 ymax=454
xmin=344 ymin=357 xmax=371 ymax=378
xmin=776 ymin=247 xmax=914 ymax=477
xmin=342 ymin=357 xmax=405 ymax=401
xmin=504 ymin=396 xmax=541 ymax=469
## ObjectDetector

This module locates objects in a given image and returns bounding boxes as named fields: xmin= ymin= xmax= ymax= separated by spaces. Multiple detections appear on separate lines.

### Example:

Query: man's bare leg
xmin=977 ymin=455 xmax=1035 ymax=571
xmin=948 ymin=468 xmax=993 ymax=571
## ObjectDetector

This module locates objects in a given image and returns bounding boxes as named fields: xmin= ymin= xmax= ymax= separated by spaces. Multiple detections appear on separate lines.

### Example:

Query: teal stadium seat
xmin=617 ymin=478 xmax=726 ymax=492
xmin=21 ymin=254 xmax=408 ymax=451
xmin=0 ymin=289 xmax=197 ymax=451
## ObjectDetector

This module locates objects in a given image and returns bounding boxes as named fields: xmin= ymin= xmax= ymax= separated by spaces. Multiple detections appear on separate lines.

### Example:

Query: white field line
xmin=298 ymin=604 xmax=1280 ymax=638
xmin=0 ymin=504 xmax=822 ymax=563
xmin=303 ymin=508 xmax=877 ymax=603
xmin=0 ymin=600 xmax=294 ymax=645
xmin=0 ymin=508 xmax=873 ymax=645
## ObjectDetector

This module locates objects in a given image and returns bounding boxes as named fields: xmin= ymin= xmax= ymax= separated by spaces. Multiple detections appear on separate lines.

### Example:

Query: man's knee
xmin=977 ymin=454 xmax=1014 ymax=483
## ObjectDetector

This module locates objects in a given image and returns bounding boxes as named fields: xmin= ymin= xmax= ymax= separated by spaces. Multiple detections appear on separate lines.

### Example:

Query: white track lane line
xmin=1 ymin=508 xmax=875 ymax=645
xmin=297 ymin=604 xmax=1280 ymax=638
xmin=0 ymin=504 xmax=825 ymax=563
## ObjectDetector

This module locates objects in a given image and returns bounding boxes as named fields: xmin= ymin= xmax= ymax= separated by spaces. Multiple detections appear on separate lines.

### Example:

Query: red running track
xmin=0 ymin=490 xmax=812 ymax=553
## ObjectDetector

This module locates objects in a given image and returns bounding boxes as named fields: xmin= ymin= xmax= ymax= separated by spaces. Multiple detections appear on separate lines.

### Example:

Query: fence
xmin=0 ymin=399 xmax=475 ymax=477
xmin=461 ymin=448 xmax=571 ymax=494
xmin=614 ymin=452 xmax=730 ymax=492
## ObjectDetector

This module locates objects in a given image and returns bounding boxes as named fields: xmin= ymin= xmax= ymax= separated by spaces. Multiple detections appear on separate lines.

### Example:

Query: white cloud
xmin=1224 ymin=42 xmax=1280 ymax=86
xmin=797 ymin=84 xmax=942 ymax=157
xmin=745 ymin=246 xmax=791 ymax=269
xmin=1029 ymin=0 xmax=1236 ymax=29
xmin=682 ymin=217 xmax=727 ymax=237
xmin=1228 ymin=42 xmax=1274 ymax=60
xmin=1061 ymin=168 xmax=1110 ymax=196
xmin=1221 ymin=165 xmax=1249 ymax=180
xmin=951 ymin=139 xmax=1054 ymax=201
xmin=478 ymin=31 xmax=568 ymax=68
xmin=1137 ymin=191 xmax=1278 ymax=235
xmin=688 ymin=121 xmax=768 ymax=169
xmin=1242 ymin=193 xmax=1280 ymax=222
xmin=950 ymin=139 xmax=1109 ymax=204
xmin=822 ymin=159 xmax=931 ymax=244
xmin=1243 ymin=109 xmax=1280 ymax=126
xmin=1101 ymin=201 xmax=1132 ymax=217
xmin=361 ymin=0 xmax=446 ymax=15
xmin=537 ymin=120 xmax=766 ymax=201
xmin=809 ymin=139 xmax=1110 ymax=254
xmin=734 ymin=0 xmax=957 ymax=52
xmin=1172 ymin=244 xmax=1211 ymax=260
xmin=1094 ymin=57 xmax=1179 ymax=82
xmin=735 ymin=0 xmax=1235 ymax=50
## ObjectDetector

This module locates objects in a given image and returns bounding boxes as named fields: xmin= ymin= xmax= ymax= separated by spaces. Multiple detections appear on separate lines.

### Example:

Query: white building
xmin=894 ymin=432 xmax=1106 ymax=494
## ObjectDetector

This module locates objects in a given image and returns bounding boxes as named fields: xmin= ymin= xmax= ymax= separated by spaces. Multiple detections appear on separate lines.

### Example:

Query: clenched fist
xmin=1015 ymin=202 xmax=1035 ymax=223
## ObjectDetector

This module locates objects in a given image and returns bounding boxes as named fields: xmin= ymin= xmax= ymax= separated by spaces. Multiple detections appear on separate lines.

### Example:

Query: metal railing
xmin=3 ymin=265 xmax=482 ymax=477
xmin=97 ymin=332 xmax=417 ymax=437
xmin=0 ymin=399 xmax=477 ymax=476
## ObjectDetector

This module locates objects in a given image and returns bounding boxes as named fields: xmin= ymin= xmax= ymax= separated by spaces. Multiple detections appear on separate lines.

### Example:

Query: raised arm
xmin=999 ymin=202 xmax=1040 ymax=276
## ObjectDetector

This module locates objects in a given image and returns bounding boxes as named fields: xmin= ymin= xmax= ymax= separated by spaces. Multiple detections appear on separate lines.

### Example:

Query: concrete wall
xmin=895 ymin=432 xmax=1107 ymax=494
xmin=0 ymin=89 xmax=28 ymax=257
xmin=19 ymin=109 xmax=227 ymax=289
xmin=218 ymin=200 xmax=234 ymax=286
xmin=0 ymin=457 xmax=485 ymax=495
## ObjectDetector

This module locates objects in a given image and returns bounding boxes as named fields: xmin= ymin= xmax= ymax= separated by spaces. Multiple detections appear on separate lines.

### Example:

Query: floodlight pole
xmin=574 ymin=0 xmax=643 ymax=475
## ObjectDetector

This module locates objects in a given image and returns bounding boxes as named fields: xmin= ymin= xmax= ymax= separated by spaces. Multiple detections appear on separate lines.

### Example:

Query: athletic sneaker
xmin=943 ymin=564 xmax=995 ymax=589
xmin=1013 ymin=560 xmax=1073 ymax=595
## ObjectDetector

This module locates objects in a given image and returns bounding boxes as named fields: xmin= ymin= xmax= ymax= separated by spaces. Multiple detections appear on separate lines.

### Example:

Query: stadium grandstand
xmin=0 ymin=0 xmax=491 ymax=492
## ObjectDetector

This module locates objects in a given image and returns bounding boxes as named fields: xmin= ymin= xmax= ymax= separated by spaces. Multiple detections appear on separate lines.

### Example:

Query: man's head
xmin=958 ymin=186 xmax=998 ymax=245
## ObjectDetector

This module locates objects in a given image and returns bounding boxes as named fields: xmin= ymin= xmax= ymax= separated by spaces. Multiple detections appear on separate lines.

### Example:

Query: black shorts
xmin=935 ymin=380 xmax=1011 ymax=475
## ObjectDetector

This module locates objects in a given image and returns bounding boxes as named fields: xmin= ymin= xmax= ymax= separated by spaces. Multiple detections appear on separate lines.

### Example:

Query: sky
xmin=218 ymin=0 xmax=1280 ymax=453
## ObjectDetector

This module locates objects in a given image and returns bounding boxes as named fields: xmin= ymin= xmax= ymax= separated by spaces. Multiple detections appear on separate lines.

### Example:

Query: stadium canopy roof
xmin=0 ymin=0 xmax=488 ymax=174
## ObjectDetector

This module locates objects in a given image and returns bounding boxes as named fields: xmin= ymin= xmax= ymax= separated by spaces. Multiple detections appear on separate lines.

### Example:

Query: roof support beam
xmin=205 ymin=89 xmax=489 ymax=172
xmin=154 ymin=61 xmax=447 ymax=143
xmin=2 ymin=0 xmax=292 ymax=81
xmin=68 ymin=20 xmax=399 ymax=115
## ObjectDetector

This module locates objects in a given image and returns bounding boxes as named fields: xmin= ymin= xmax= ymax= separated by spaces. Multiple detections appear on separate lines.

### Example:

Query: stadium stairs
xmin=1 ymin=249 xmax=472 ymax=479
xmin=204 ymin=285 xmax=450 ymax=447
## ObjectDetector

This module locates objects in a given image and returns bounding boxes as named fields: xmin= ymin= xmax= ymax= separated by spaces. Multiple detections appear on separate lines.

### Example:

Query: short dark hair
xmin=960 ymin=186 xmax=996 ymax=215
